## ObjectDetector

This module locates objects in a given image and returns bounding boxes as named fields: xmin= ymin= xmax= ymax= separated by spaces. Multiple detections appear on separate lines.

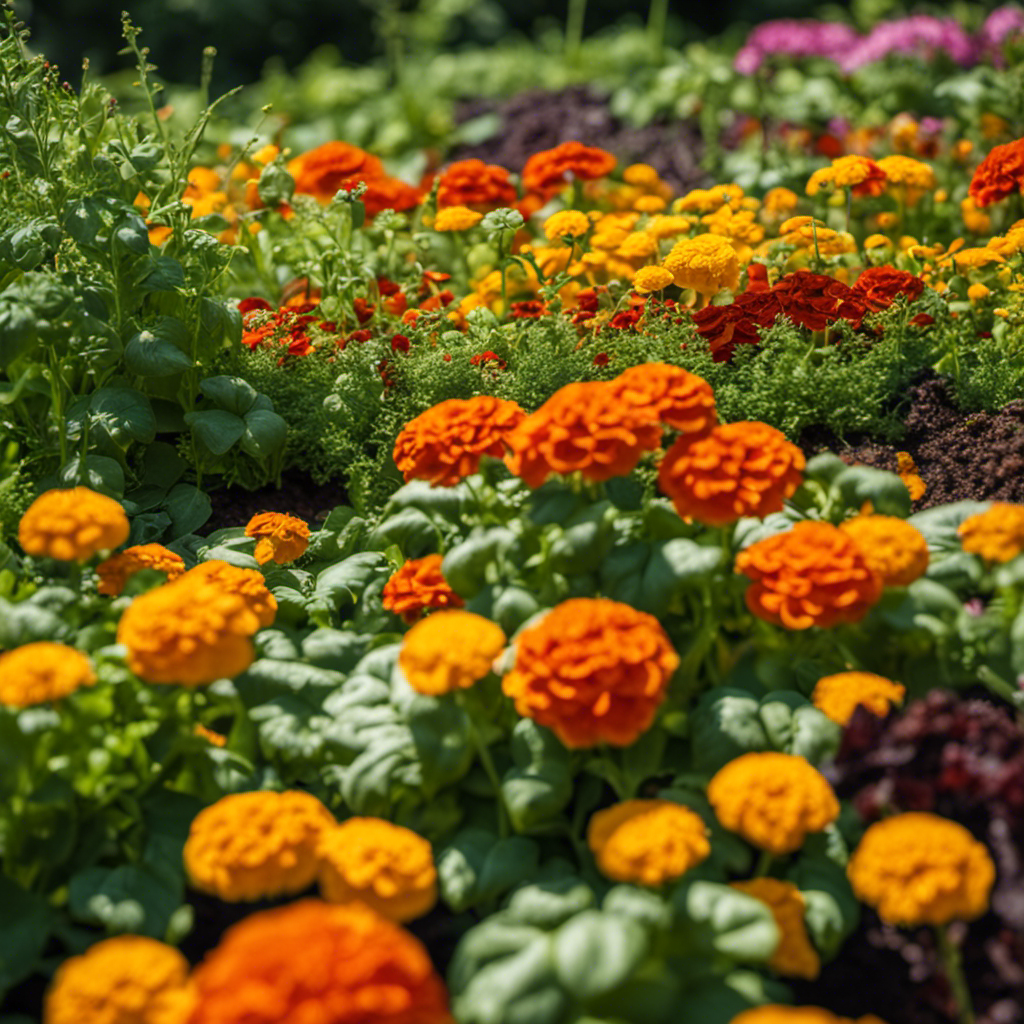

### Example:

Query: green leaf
xmin=672 ymin=880 xmax=779 ymax=962
xmin=438 ymin=828 xmax=495 ymax=912
xmin=59 ymin=454 xmax=125 ymax=497
xmin=0 ymin=876 xmax=52 ymax=993
xmin=406 ymin=693 xmax=473 ymax=794
xmin=135 ymin=255 xmax=185 ymax=292
xmin=505 ymin=878 xmax=597 ymax=929
xmin=301 ymin=628 xmax=371 ymax=673
xmin=239 ymin=408 xmax=288 ymax=459
xmin=314 ymin=552 xmax=388 ymax=608
xmin=68 ymin=863 xmax=183 ymax=938
xmin=124 ymin=317 xmax=193 ymax=377
xmin=553 ymin=910 xmax=649 ymax=1001
xmin=909 ymin=500 xmax=990 ymax=552
xmin=442 ymin=528 xmax=516 ymax=597
xmin=340 ymin=726 xmax=415 ymax=815
xmin=200 ymin=375 xmax=260 ymax=416
xmin=367 ymin=507 xmax=439 ymax=560
xmin=477 ymin=837 xmax=540 ymax=902
xmin=163 ymin=483 xmax=212 ymax=538
xmin=89 ymin=386 xmax=156 ymax=446
xmin=690 ymin=689 xmax=768 ymax=774
xmin=602 ymin=886 xmax=672 ymax=930
xmin=831 ymin=465 xmax=910 ymax=517
xmin=185 ymin=409 xmax=246 ymax=455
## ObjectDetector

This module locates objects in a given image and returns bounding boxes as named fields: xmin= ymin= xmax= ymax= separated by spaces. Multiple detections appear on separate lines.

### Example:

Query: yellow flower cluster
xmin=663 ymin=233 xmax=741 ymax=296
xmin=543 ymin=209 xmax=591 ymax=242
xmin=811 ymin=672 xmax=906 ymax=726
xmin=958 ymin=502 xmax=1024 ymax=562
xmin=839 ymin=514 xmax=929 ymax=587
xmin=19 ymin=487 xmax=129 ymax=562
xmin=730 ymin=878 xmax=820 ymax=979
xmin=398 ymin=610 xmax=506 ymax=695
xmin=0 ymin=642 xmax=96 ymax=708
xmin=434 ymin=205 xmax=483 ymax=232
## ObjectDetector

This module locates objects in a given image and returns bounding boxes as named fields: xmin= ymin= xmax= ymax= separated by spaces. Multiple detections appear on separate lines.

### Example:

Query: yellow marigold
xmin=399 ymin=610 xmax=505 ymax=696
xmin=961 ymin=195 xmax=993 ymax=234
xmin=703 ymin=206 xmax=765 ymax=246
xmin=634 ymin=195 xmax=667 ymax=213
xmin=805 ymin=156 xmax=886 ymax=197
xmin=44 ymin=935 xmax=194 ymax=1024
xmin=623 ymin=163 xmax=660 ymax=187
xmin=184 ymin=560 xmax=277 ymax=628
xmin=633 ymin=265 xmax=674 ymax=294
xmin=19 ymin=487 xmax=129 ymax=562
xmin=0 ymin=642 xmax=96 ymax=708
xmin=895 ymin=451 xmax=926 ymax=501
xmin=838 ymin=514 xmax=929 ymax=587
xmin=730 ymin=878 xmax=820 ymax=979
xmin=587 ymin=799 xmax=710 ymax=886
xmin=189 ymin=899 xmax=454 ymax=1024
xmin=847 ymin=812 xmax=995 ymax=926
xmin=184 ymin=790 xmax=335 ymax=901
xmin=732 ymin=1009 xmax=889 ymax=1024
xmin=244 ymin=511 xmax=310 ymax=566
xmin=874 ymin=212 xmax=899 ymax=230
xmin=646 ymin=214 xmax=693 ymax=239
xmin=674 ymin=188 xmax=731 ymax=214
xmin=707 ymin=752 xmax=839 ymax=855
xmin=617 ymin=231 xmax=659 ymax=260
xmin=967 ymin=282 xmax=991 ymax=302
xmin=863 ymin=234 xmax=892 ymax=249
xmin=433 ymin=205 xmax=483 ymax=232
xmin=811 ymin=671 xmax=906 ymax=726
xmin=958 ymin=502 xmax=1024 ymax=562
xmin=96 ymin=544 xmax=185 ymax=596
xmin=317 ymin=818 xmax=437 ymax=922
xmin=663 ymin=234 xmax=740 ymax=296
xmin=502 ymin=598 xmax=679 ymax=749
xmin=544 ymin=209 xmax=591 ymax=242
xmin=611 ymin=362 xmax=717 ymax=435
xmin=877 ymin=155 xmax=936 ymax=197
xmin=762 ymin=187 xmax=800 ymax=217
xmin=945 ymin=246 xmax=1005 ymax=270
xmin=382 ymin=554 xmax=464 ymax=623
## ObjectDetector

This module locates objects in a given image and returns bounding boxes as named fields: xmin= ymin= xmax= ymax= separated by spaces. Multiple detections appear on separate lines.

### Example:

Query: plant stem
xmin=936 ymin=924 xmax=975 ymax=1024
xmin=647 ymin=0 xmax=669 ymax=64
xmin=565 ymin=0 xmax=587 ymax=66
xmin=462 ymin=706 xmax=510 ymax=839
xmin=753 ymin=849 xmax=774 ymax=877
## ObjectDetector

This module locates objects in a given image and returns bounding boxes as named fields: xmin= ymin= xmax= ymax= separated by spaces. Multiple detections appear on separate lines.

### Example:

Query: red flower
xmin=378 ymin=358 xmax=397 ymax=389
xmin=609 ymin=308 xmax=643 ymax=331
xmin=469 ymin=351 xmax=506 ymax=369
xmin=354 ymin=298 xmax=375 ymax=324
xmin=772 ymin=271 xmax=866 ymax=331
xmin=347 ymin=329 xmax=373 ymax=344
xmin=968 ymin=137 xmax=1024 ymax=207
xmin=376 ymin=277 xmax=401 ymax=297
xmin=391 ymin=334 xmax=411 ymax=353
xmin=510 ymin=300 xmax=546 ymax=320
xmin=851 ymin=266 xmax=925 ymax=312
xmin=593 ymin=352 xmax=610 ymax=366
xmin=745 ymin=264 xmax=770 ymax=293
xmin=238 ymin=297 xmax=273 ymax=314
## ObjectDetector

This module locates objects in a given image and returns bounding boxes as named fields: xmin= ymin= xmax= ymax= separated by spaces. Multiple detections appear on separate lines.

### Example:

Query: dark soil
xmin=800 ymin=373 xmax=1024 ymax=509
xmin=448 ymin=85 xmax=709 ymax=194
xmin=203 ymin=472 xmax=347 ymax=535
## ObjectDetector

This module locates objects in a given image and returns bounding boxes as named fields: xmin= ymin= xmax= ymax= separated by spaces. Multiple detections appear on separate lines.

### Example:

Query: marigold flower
xmin=502 ymin=598 xmax=679 ymax=748
xmin=838 ymin=514 xmax=929 ymax=587
xmin=398 ymin=610 xmax=505 ymax=695
xmin=735 ymin=521 xmax=883 ymax=630
xmin=393 ymin=396 xmax=527 ymax=487
xmin=189 ymin=899 xmax=453 ymax=1024
xmin=96 ymin=544 xmax=185 ymax=596
xmin=761 ymin=187 xmax=800 ymax=217
xmin=662 ymin=234 xmax=741 ymax=296
xmin=634 ymin=195 xmax=666 ymax=213
xmin=896 ymin=451 xmax=927 ymax=501
xmin=244 ymin=512 xmax=310 ymax=565
xmin=707 ymin=752 xmax=839 ymax=855
xmin=847 ymin=812 xmax=995 ymax=925
xmin=730 ymin=878 xmax=821 ymax=979
xmin=645 ymin=214 xmax=693 ymax=239
xmin=658 ymin=422 xmax=805 ymax=527
xmin=436 ymin=158 xmax=518 ymax=210
xmin=287 ymin=141 xmax=383 ymax=204
xmin=967 ymin=282 xmax=991 ymax=302
xmin=850 ymin=266 xmax=924 ymax=312
xmin=811 ymin=671 xmax=906 ymax=726
xmin=587 ymin=799 xmax=710 ymax=886
xmin=543 ymin=210 xmax=590 ymax=241
xmin=805 ymin=156 xmax=887 ymax=198
xmin=0 ymin=642 xmax=96 ymax=708
xmin=968 ymin=136 xmax=1024 ymax=207
xmin=732 ymin=1008 xmax=888 ymax=1024
xmin=958 ymin=502 xmax=1024 ymax=562
xmin=521 ymin=141 xmax=617 ymax=198
xmin=611 ymin=363 xmax=717 ymax=436
xmin=433 ymin=205 xmax=483 ymax=232
xmin=317 ymin=818 xmax=437 ymax=922
xmin=184 ymin=790 xmax=335 ymax=902
xmin=944 ymin=246 xmax=1005 ymax=269
xmin=45 ymin=935 xmax=194 ymax=1024
xmin=633 ymin=266 xmax=674 ymax=294
xmin=184 ymin=560 xmax=277 ymax=628
xmin=674 ymin=186 xmax=737 ymax=214
xmin=382 ymin=555 xmax=464 ymax=623
xmin=877 ymin=155 xmax=936 ymax=201
xmin=863 ymin=233 xmax=892 ymax=249
xmin=19 ymin=487 xmax=129 ymax=562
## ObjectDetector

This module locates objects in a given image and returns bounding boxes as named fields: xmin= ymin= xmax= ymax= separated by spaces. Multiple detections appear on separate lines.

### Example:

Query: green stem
xmin=565 ymin=0 xmax=587 ymax=66
xmin=647 ymin=0 xmax=669 ymax=64
xmin=936 ymin=925 xmax=975 ymax=1024
xmin=753 ymin=849 xmax=774 ymax=877
xmin=461 ymin=703 xmax=510 ymax=838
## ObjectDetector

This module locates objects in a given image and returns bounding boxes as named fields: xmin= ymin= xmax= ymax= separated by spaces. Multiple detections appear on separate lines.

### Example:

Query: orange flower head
xmin=662 ymin=234 xmax=741 ymax=295
xmin=19 ymin=487 xmax=129 ymax=562
xmin=398 ymin=610 xmax=505 ymax=696
xmin=587 ymin=799 xmax=710 ymax=886
xmin=732 ymin=1009 xmax=889 ymax=1024
xmin=183 ymin=790 xmax=336 ymax=902
xmin=97 ymin=544 xmax=186 ymax=596
xmin=521 ymin=141 xmax=617 ymax=198
xmin=436 ymin=158 xmax=518 ymax=210
xmin=45 ymin=935 xmax=195 ymax=1024
xmin=287 ymin=141 xmax=383 ymax=203
xmin=184 ymin=560 xmax=277 ymax=627
xmin=543 ymin=209 xmax=590 ymax=241
xmin=502 ymin=598 xmax=679 ymax=748
xmin=0 ymin=642 xmax=96 ymax=708
xmin=433 ymin=205 xmax=483 ymax=232
xmin=895 ymin=451 xmax=926 ymax=501
xmin=958 ymin=502 xmax=1024 ymax=562
xmin=805 ymin=155 xmax=887 ymax=198
xmin=317 ymin=818 xmax=437 ymax=922
xmin=811 ymin=671 xmax=906 ymax=726
xmin=707 ymin=752 xmax=839 ymax=855
xmin=633 ymin=266 xmax=674 ymax=294
xmin=735 ymin=521 xmax=883 ymax=630
xmin=505 ymin=381 xmax=663 ymax=489
xmin=244 ymin=512 xmax=310 ymax=565
xmin=383 ymin=555 xmax=464 ymax=623
xmin=730 ymin=878 xmax=821 ymax=979
xmin=847 ymin=812 xmax=995 ymax=926
xmin=838 ymin=514 xmax=929 ymax=587
xmin=659 ymin=422 xmax=804 ymax=527
xmin=393 ymin=396 xmax=527 ymax=487
xmin=968 ymin=136 xmax=1024 ymax=207
xmin=611 ymin=363 xmax=717 ymax=436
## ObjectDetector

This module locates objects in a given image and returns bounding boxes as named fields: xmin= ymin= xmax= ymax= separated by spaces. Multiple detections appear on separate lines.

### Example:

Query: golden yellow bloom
xmin=958 ymin=502 xmax=1024 ymax=562
xmin=433 ymin=205 xmax=483 ymax=232
xmin=633 ymin=265 xmax=674 ymax=294
xmin=623 ymin=163 xmax=660 ymax=187
xmin=96 ymin=544 xmax=185 ymax=596
xmin=244 ymin=511 xmax=310 ymax=565
xmin=961 ymin=196 xmax=993 ymax=235
xmin=184 ymin=560 xmax=277 ymax=628
xmin=317 ymin=818 xmax=437 ymax=922
xmin=544 ymin=210 xmax=591 ymax=242
xmin=811 ymin=671 xmax=906 ymax=726
xmin=616 ymin=231 xmax=658 ymax=261
xmin=663 ymin=234 xmax=740 ymax=296
xmin=184 ymin=790 xmax=336 ymax=902
xmin=44 ymin=935 xmax=195 ymax=1024
xmin=934 ymin=188 xmax=949 ymax=203
xmin=252 ymin=143 xmax=280 ymax=166
xmin=730 ymin=878 xmax=821 ymax=979
xmin=847 ymin=812 xmax=995 ymax=926
xmin=994 ymin=307 xmax=1011 ymax=318
xmin=864 ymin=234 xmax=892 ymax=249
xmin=587 ymin=800 xmax=710 ymax=886
xmin=838 ymin=514 xmax=929 ymax=587
xmin=877 ymin=155 xmax=936 ymax=204
xmin=674 ymin=188 xmax=730 ymax=214
xmin=398 ymin=610 xmax=505 ymax=696
xmin=645 ymin=214 xmax=693 ymax=240
xmin=944 ymin=246 xmax=1005 ymax=269
xmin=0 ymin=642 xmax=96 ymax=708
xmin=732 ymin=1008 xmax=889 ymax=1024
xmin=19 ymin=487 xmax=129 ymax=562
xmin=703 ymin=205 xmax=765 ymax=246
xmin=634 ymin=195 xmax=666 ymax=213
xmin=967 ymin=282 xmax=991 ymax=302
xmin=806 ymin=156 xmax=886 ymax=197
xmin=707 ymin=752 xmax=839 ymax=855
xmin=762 ymin=187 xmax=800 ymax=217
xmin=874 ymin=212 xmax=899 ymax=230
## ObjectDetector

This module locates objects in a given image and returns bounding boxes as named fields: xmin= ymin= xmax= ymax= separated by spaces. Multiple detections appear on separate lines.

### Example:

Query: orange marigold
xmin=521 ymin=141 xmax=617 ymax=198
xmin=968 ymin=136 xmax=1024 ymax=207
xmin=19 ymin=487 xmax=129 ymax=562
xmin=96 ymin=544 xmax=185 ymax=596
xmin=398 ymin=610 xmax=505 ymax=695
xmin=382 ymin=555 xmax=464 ymax=623
xmin=436 ymin=158 xmax=518 ymax=210
xmin=504 ymin=381 xmax=663 ymax=489
xmin=731 ymin=1009 xmax=888 ymax=1024
xmin=896 ymin=451 xmax=926 ymax=501
xmin=611 ymin=363 xmax=717 ymax=436
xmin=730 ymin=878 xmax=821 ymax=979
xmin=847 ymin=812 xmax=995 ymax=926
xmin=393 ymin=396 xmax=527 ymax=487
xmin=184 ymin=790 xmax=336 ymax=902
xmin=184 ymin=560 xmax=278 ymax=627
xmin=45 ymin=935 xmax=195 ymax=1024
xmin=838 ymin=514 xmax=929 ymax=587
xmin=0 ymin=642 xmax=96 ymax=708
xmin=587 ymin=799 xmax=710 ymax=886
xmin=287 ymin=141 xmax=384 ymax=204
xmin=244 ymin=511 xmax=310 ymax=566
xmin=658 ymin=422 xmax=805 ymax=527
xmin=317 ymin=818 xmax=437 ymax=922
xmin=735 ymin=522 xmax=883 ymax=630
xmin=188 ymin=900 xmax=453 ymax=1024
xmin=501 ymin=598 xmax=679 ymax=748
xmin=707 ymin=752 xmax=839 ymax=855
xmin=957 ymin=502 xmax=1024 ymax=562
xmin=811 ymin=671 xmax=906 ymax=726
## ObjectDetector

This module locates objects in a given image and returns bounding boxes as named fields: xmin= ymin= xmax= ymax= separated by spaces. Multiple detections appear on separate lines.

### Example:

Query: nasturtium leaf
xmin=124 ymin=318 xmax=192 ymax=377
xmin=553 ymin=910 xmax=649 ymax=1001
xmin=673 ymin=880 xmax=780 ymax=962
xmin=239 ymin=408 xmax=287 ymax=460
xmin=199 ymin=375 xmax=260 ymax=416
xmin=184 ymin=409 xmax=245 ymax=456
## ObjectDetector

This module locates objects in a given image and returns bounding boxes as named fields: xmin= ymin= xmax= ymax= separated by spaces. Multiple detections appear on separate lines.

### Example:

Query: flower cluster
xmin=0 ymin=642 xmax=96 ymax=708
xmin=19 ymin=487 xmax=129 ymax=562
xmin=839 ymin=514 xmax=929 ymax=587
xmin=811 ymin=671 xmax=906 ymax=726
xmin=382 ymin=555 xmax=464 ymax=623
xmin=957 ymin=501 xmax=1024 ymax=562
xmin=398 ymin=610 xmax=506 ymax=696
xmin=96 ymin=544 xmax=185 ymax=596
xmin=244 ymin=511 xmax=310 ymax=565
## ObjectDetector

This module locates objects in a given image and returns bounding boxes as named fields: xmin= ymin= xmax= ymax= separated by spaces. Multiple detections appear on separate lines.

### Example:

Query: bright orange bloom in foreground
xmin=502 ymin=598 xmax=679 ymax=748
xmin=244 ymin=512 xmax=310 ymax=565
xmin=382 ymin=555 xmax=464 ymax=623
xmin=0 ymin=642 xmax=96 ymax=708
xmin=185 ymin=560 xmax=278 ymax=628
xmin=732 ymin=1008 xmax=889 ymax=1024
xmin=521 ymin=141 xmax=617 ymax=198
xmin=610 ymin=363 xmax=717 ymax=435
xmin=968 ymin=136 xmax=1024 ymax=207
xmin=19 ymin=487 xmax=129 ymax=562
xmin=96 ymin=544 xmax=185 ymax=596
